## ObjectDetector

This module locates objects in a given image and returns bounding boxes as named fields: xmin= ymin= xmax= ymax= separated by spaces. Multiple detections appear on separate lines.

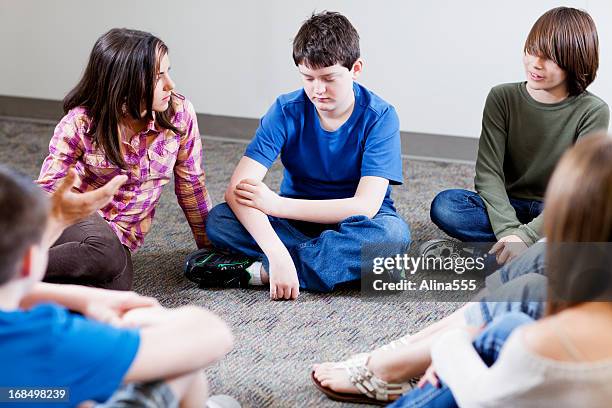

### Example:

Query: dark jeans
xmin=388 ymin=312 xmax=533 ymax=408
xmin=205 ymin=202 xmax=411 ymax=292
xmin=45 ymin=213 xmax=133 ymax=290
xmin=430 ymin=189 xmax=543 ymax=242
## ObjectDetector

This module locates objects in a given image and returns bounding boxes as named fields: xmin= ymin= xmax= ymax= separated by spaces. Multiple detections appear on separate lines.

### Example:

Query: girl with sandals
xmin=37 ymin=28 xmax=212 ymax=290
xmin=313 ymin=133 xmax=612 ymax=406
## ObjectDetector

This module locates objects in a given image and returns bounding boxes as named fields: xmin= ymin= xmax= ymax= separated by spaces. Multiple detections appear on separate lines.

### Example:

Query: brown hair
xmin=64 ymin=28 xmax=184 ymax=169
xmin=524 ymin=7 xmax=599 ymax=96
xmin=544 ymin=132 xmax=612 ymax=314
xmin=293 ymin=11 xmax=360 ymax=70
xmin=0 ymin=166 xmax=49 ymax=285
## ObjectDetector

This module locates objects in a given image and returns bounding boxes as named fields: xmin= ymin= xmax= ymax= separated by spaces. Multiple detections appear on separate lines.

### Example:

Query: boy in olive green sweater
xmin=427 ymin=7 xmax=609 ymax=265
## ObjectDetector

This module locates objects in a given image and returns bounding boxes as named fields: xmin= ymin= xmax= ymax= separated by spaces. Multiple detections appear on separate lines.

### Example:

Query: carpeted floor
xmin=0 ymin=117 xmax=474 ymax=407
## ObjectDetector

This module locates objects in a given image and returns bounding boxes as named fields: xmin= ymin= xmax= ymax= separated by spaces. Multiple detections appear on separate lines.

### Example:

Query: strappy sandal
xmin=311 ymin=353 xmax=418 ymax=405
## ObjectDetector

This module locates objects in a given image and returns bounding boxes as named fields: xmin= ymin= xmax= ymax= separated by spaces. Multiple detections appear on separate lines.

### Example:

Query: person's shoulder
xmin=60 ymin=106 xmax=93 ymax=135
xmin=276 ymin=88 xmax=308 ymax=110
xmin=488 ymin=82 xmax=522 ymax=98
xmin=356 ymin=83 xmax=396 ymax=119
xmin=258 ymin=89 xmax=308 ymax=123
xmin=169 ymin=92 xmax=196 ymax=122
xmin=3 ymin=304 xmax=71 ymax=335
xmin=577 ymin=90 xmax=609 ymax=111
xmin=519 ymin=316 xmax=569 ymax=361
xmin=170 ymin=93 xmax=210 ymax=135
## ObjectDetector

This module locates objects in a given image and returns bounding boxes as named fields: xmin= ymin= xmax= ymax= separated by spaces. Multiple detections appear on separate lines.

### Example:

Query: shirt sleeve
xmin=521 ymin=102 xmax=610 ymax=241
xmin=361 ymin=106 xmax=403 ymax=185
xmin=432 ymin=329 xmax=514 ymax=407
xmin=36 ymin=110 xmax=85 ymax=193
xmin=174 ymin=100 xmax=213 ymax=249
xmin=244 ymin=98 xmax=287 ymax=168
xmin=49 ymin=307 xmax=140 ymax=404
xmin=474 ymin=88 xmax=535 ymax=243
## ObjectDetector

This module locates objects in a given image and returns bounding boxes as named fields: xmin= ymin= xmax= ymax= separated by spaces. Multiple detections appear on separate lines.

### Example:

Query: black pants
xmin=45 ymin=213 xmax=133 ymax=290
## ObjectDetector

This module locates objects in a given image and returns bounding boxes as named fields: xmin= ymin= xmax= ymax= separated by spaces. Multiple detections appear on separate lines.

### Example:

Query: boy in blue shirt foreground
xmin=0 ymin=166 xmax=237 ymax=408
xmin=185 ymin=11 xmax=410 ymax=300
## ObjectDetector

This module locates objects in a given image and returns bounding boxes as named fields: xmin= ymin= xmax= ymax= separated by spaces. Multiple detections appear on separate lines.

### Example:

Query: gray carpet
xmin=0 ymin=117 xmax=474 ymax=407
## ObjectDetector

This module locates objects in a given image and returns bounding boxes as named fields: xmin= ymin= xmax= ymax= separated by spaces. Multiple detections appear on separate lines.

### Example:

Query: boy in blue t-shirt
xmin=0 ymin=166 xmax=235 ymax=407
xmin=185 ymin=11 xmax=410 ymax=300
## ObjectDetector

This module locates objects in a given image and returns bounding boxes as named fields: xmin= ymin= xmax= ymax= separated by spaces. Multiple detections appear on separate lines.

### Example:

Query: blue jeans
xmin=462 ymin=240 xmax=546 ymax=327
xmin=205 ymin=202 xmax=411 ymax=292
xmin=388 ymin=312 xmax=534 ymax=408
xmin=464 ymin=272 xmax=547 ymax=327
xmin=430 ymin=189 xmax=544 ymax=242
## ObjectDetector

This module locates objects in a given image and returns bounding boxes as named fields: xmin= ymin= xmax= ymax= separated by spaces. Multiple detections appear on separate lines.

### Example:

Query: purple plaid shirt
xmin=37 ymin=95 xmax=212 ymax=251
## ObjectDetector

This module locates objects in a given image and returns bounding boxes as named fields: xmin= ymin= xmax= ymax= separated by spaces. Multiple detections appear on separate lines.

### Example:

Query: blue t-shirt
xmin=0 ymin=303 xmax=140 ymax=407
xmin=245 ymin=82 xmax=403 ymax=211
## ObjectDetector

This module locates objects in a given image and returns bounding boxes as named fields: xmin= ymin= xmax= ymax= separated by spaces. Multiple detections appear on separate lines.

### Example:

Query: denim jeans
xmin=465 ymin=241 xmax=546 ymax=327
xmin=387 ymin=312 xmax=534 ymax=408
xmin=205 ymin=202 xmax=411 ymax=292
xmin=464 ymin=272 xmax=547 ymax=327
xmin=430 ymin=189 xmax=544 ymax=242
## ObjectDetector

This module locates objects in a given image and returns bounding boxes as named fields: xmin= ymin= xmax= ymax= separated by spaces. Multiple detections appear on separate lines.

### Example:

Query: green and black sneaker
xmin=184 ymin=249 xmax=256 ymax=288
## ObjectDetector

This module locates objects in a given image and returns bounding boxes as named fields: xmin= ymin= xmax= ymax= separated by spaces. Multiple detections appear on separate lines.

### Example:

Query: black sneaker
xmin=184 ymin=249 xmax=256 ymax=288
xmin=419 ymin=239 xmax=477 ymax=260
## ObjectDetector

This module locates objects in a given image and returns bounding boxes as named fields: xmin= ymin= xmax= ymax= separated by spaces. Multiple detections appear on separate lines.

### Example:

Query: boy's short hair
xmin=0 ymin=166 xmax=49 ymax=285
xmin=524 ymin=7 xmax=599 ymax=96
xmin=292 ymin=11 xmax=360 ymax=70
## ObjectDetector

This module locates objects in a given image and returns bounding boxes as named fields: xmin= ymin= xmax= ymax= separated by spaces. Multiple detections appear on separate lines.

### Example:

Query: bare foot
xmin=312 ymin=362 xmax=360 ymax=394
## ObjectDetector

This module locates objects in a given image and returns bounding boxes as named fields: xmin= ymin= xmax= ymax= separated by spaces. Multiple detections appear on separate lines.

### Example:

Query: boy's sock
xmin=246 ymin=262 xmax=263 ymax=286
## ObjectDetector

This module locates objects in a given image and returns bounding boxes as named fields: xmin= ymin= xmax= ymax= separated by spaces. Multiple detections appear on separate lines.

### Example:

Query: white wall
xmin=1 ymin=0 xmax=610 ymax=138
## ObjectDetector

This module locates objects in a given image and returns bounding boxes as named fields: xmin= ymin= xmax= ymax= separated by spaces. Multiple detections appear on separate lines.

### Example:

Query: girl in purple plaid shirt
xmin=37 ymin=28 xmax=213 ymax=290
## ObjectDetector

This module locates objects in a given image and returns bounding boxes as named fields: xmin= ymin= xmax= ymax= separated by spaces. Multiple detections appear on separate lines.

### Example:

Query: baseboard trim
xmin=0 ymin=94 xmax=477 ymax=163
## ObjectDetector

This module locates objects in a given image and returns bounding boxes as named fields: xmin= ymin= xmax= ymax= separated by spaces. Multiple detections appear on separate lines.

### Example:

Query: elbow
xmin=210 ymin=320 xmax=234 ymax=358
xmin=221 ymin=322 xmax=235 ymax=355
xmin=223 ymin=188 xmax=232 ymax=204
xmin=363 ymin=206 xmax=378 ymax=219
xmin=215 ymin=319 xmax=235 ymax=356
xmin=224 ymin=184 xmax=237 ymax=205
xmin=191 ymin=307 xmax=235 ymax=358
xmin=355 ymin=201 xmax=379 ymax=219
xmin=351 ymin=196 xmax=381 ymax=219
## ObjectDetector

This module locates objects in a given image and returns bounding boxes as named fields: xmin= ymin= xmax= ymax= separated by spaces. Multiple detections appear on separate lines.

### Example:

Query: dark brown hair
xmin=524 ymin=7 xmax=599 ymax=96
xmin=0 ymin=166 xmax=49 ymax=285
xmin=64 ymin=28 xmax=184 ymax=168
xmin=544 ymin=132 xmax=612 ymax=315
xmin=292 ymin=11 xmax=360 ymax=70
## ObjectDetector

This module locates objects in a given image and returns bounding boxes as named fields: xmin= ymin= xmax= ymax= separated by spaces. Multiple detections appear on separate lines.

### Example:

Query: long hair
xmin=544 ymin=132 xmax=612 ymax=315
xmin=64 ymin=28 xmax=184 ymax=168
xmin=524 ymin=7 xmax=599 ymax=96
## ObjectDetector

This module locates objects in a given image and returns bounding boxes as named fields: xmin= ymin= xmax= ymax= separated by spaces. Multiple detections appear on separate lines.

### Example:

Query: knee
xmin=82 ymin=234 xmax=128 ymax=283
xmin=509 ymin=273 xmax=548 ymax=302
xmin=205 ymin=203 xmax=234 ymax=247
xmin=430 ymin=189 xmax=472 ymax=229
xmin=370 ymin=215 xmax=411 ymax=254
xmin=430 ymin=189 xmax=458 ymax=226
xmin=487 ymin=312 xmax=534 ymax=338
xmin=382 ymin=216 xmax=411 ymax=245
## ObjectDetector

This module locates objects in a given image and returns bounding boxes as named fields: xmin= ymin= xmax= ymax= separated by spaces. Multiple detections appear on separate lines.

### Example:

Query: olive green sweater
xmin=475 ymin=82 xmax=609 ymax=244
